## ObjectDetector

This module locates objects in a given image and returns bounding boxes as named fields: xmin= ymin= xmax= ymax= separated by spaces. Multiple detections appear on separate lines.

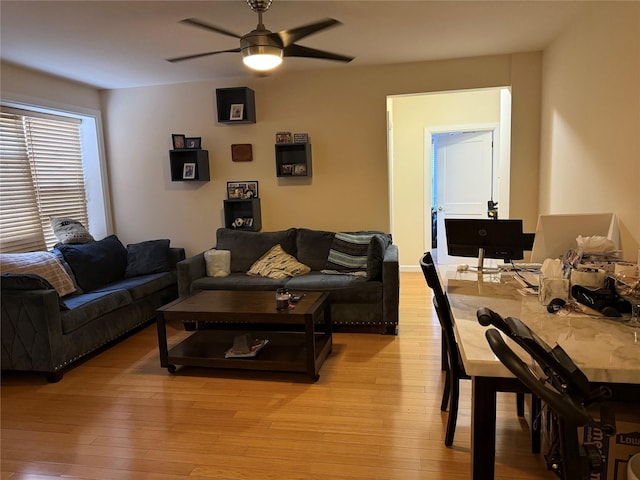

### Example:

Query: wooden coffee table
xmin=156 ymin=290 xmax=332 ymax=382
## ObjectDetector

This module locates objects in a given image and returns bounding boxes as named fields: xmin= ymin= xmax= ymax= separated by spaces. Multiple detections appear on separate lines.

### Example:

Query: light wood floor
xmin=1 ymin=272 xmax=555 ymax=479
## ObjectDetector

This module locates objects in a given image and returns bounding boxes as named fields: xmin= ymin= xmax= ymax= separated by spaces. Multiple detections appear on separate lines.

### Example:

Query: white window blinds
xmin=0 ymin=109 xmax=88 ymax=253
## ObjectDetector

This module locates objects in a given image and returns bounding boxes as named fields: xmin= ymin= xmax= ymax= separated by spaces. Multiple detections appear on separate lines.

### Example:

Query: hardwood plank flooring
xmin=1 ymin=272 xmax=555 ymax=479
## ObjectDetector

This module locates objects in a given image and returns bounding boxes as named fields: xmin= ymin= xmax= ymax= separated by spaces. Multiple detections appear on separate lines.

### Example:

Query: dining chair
xmin=419 ymin=252 xmax=529 ymax=447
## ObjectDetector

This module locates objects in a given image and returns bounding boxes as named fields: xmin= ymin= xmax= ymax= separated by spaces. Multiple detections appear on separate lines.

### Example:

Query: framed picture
xmin=230 ymin=104 xmax=244 ymax=121
xmin=293 ymin=163 xmax=307 ymax=176
xmin=293 ymin=133 xmax=309 ymax=143
xmin=172 ymin=134 xmax=186 ymax=150
xmin=281 ymin=164 xmax=293 ymax=175
xmin=185 ymin=137 xmax=201 ymax=149
xmin=276 ymin=131 xmax=292 ymax=143
xmin=183 ymin=162 xmax=196 ymax=179
xmin=227 ymin=181 xmax=259 ymax=199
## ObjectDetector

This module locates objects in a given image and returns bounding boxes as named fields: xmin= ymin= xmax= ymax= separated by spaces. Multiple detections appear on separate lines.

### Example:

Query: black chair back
xmin=420 ymin=252 xmax=445 ymax=298
xmin=421 ymin=252 xmax=463 ymax=373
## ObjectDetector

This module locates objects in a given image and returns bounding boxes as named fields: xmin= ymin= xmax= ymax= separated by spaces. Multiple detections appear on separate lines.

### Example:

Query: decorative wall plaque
xmin=231 ymin=144 xmax=253 ymax=162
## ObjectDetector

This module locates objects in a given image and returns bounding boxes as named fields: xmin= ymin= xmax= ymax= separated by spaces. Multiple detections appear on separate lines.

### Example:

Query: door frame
xmin=424 ymin=121 xmax=511 ymax=255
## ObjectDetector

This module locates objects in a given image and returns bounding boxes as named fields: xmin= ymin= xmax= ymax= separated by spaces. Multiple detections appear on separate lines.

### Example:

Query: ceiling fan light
xmin=242 ymin=45 xmax=283 ymax=70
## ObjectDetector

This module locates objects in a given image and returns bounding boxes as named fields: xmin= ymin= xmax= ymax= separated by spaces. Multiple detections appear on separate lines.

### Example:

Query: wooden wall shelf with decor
xmin=169 ymin=149 xmax=210 ymax=181
xmin=216 ymin=87 xmax=256 ymax=124
xmin=224 ymin=198 xmax=262 ymax=231
xmin=275 ymin=143 xmax=312 ymax=177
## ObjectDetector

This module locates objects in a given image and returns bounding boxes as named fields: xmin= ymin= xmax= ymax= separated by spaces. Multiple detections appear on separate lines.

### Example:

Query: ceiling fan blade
xmin=166 ymin=48 xmax=241 ymax=63
xmin=283 ymin=44 xmax=354 ymax=63
xmin=277 ymin=18 xmax=341 ymax=47
xmin=180 ymin=18 xmax=242 ymax=39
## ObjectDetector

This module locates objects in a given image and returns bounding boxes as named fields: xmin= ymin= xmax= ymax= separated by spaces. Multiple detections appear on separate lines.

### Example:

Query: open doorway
xmin=387 ymin=87 xmax=512 ymax=271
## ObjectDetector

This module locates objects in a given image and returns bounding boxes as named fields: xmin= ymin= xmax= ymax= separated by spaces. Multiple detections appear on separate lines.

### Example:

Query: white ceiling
xmin=0 ymin=1 xmax=589 ymax=90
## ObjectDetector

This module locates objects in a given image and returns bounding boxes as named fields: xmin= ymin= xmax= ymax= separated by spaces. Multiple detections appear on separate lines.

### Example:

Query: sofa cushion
xmin=0 ymin=251 xmax=76 ymax=297
xmin=191 ymin=273 xmax=286 ymax=292
xmin=58 ymin=235 xmax=128 ymax=291
xmin=61 ymin=289 xmax=132 ymax=334
xmin=248 ymin=244 xmax=311 ymax=279
xmin=215 ymin=228 xmax=297 ymax=273
xmin=0 ymin=273 xmax=69 ymax=310
xmin=284 ymin=271 xmax=367 ymax=290
xmin=325 ymin=232 xmax=374 ymax=273
xmin=50 ymin=217 xmax=94 ymax=244
xmin=94 ymin=272 xmax=176 ymax=301
xmin=296 ymin=228 xmax=335 ymax=270
xmin=124 ymin=239 xmax=171 ymax=278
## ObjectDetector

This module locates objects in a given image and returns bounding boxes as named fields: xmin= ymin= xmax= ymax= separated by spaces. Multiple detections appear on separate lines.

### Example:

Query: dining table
xmin=443 ymin=268 xmax=640 ymax=480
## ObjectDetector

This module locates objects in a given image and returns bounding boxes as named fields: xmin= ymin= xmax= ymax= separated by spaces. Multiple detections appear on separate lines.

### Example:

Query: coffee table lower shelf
xmin=165 ymin=330 xmax=332 ymax=382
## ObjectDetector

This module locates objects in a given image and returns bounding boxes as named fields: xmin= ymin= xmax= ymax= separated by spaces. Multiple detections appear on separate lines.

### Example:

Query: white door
xmin=435 ymin=130 xmax=494 ymax=264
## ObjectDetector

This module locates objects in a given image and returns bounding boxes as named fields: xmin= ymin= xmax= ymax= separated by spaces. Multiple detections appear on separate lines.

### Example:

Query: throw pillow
xmin=247 ymin=244 xmax=311 ymax=279
xmin=50 ymin=217 xmax=94 ymax=244
xmin=366 ymin=233 xmax=392 ymax=281
xmin=325 ymin=232 xmax=375 ymax=273
xmin=296 ymin=228 xmax=336 ymax=271
xmin=215 ymin=228 xmax=297 ymax=273
xmin=57 ymin=235 xmax=127 ymax=291
xmin=50 ymin=247 xmax=83 ymax=294
xmin=204 ymin=249 xmax=231 ymax=277
xmin=0 ymin=251 xmax=76 ymax=296
xmin=124 ymin=239 xmax=171 ymax=278
xmin=0 ymin=273 xmax=69 ymax=310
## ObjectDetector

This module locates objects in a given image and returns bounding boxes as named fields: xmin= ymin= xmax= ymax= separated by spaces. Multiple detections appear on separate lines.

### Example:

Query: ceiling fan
xmin=166 ymin=0 xmax=354 ymax=71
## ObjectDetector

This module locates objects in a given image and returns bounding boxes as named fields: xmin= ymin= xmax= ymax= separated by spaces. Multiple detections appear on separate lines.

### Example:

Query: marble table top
xmin=444 ymin=270 xmax=640 ymax=384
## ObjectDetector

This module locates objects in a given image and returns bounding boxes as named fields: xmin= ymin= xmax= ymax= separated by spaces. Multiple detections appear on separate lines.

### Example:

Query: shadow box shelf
xmin=275 ymin=143 xmax=312 ymax=177
xmin=223 ymin=198 xmax=262 ymax=231
xmin=216 ymin=87 xmax=256 ymax=124
xmin=169 ymin=149 xmax=210 ymax=182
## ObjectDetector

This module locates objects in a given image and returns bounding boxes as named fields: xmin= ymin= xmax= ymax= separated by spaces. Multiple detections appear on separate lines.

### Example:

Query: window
xmin=0 ymin=108 xmax=89 ymax=253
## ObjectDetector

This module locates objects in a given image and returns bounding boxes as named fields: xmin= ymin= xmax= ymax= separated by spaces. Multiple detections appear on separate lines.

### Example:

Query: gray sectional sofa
xmin=177 ymin=228 xmax=399 ymax=334
xmin=1 ymin=236 xmax=185 ymax=382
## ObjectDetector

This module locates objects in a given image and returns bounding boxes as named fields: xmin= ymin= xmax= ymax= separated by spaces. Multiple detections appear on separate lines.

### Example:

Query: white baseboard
xmin=400 ymin=265 xmax=421 ymax=273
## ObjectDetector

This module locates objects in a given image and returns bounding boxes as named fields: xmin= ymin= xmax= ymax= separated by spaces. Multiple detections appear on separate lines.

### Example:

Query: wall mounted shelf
xmin=275 ymin=143 xmax=312 ymax=177
xmin=216 ymin=87 xmax=256 ymax=124
xmin=169 ymin=149 xmax=210 ymax=182
xmin=223 ymin=198 xmax=262 ymax=231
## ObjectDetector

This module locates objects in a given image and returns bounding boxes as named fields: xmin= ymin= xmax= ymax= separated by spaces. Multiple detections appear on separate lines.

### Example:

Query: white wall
xmin=389 ymin=89 xmax=502 ymax=270
xmin=540 ymin=2 xmax=640 ymax=260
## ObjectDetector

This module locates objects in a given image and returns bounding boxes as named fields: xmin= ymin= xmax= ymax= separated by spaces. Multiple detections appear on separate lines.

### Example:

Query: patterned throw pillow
xmin=50 ymin=217 xmax=94 ymax=244
xmin=325 ymin=232 xmax=374 ymax=272
xmin=247 ymin=244 xmax=310 ymax=279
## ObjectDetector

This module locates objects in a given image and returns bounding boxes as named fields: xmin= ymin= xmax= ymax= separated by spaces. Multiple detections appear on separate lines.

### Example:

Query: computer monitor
xmin=529 ymin=213 xmax=619 ymax=263
xmin=445 ymin=218 xmax=525 ymax=272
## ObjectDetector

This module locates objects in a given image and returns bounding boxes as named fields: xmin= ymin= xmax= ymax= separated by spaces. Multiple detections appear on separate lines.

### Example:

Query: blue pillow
xmin=124 ymin=239 xmax=171 ymax=278
xmin=58 ymin=235 xmax=127 ymax=291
